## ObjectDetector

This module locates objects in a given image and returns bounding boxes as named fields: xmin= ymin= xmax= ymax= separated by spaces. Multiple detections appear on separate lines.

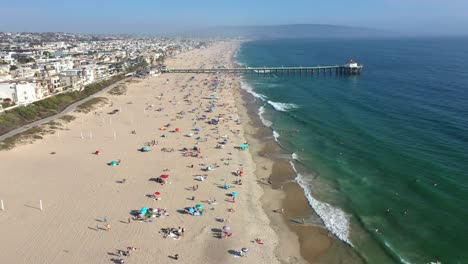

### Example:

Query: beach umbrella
xmin=160 ymin=174 xmax=169 ymax=179
xmin=110 ymin=161 xmax=117 ymax=166
xmin=223 ymin=226 xmax=231 ymax=231
xmin=195 ymin=127 xmax=201 ymax=131
xmin=154 ymin=192 xmax=161 ymax=196
xmin=241 ymin=248 xmax=249 ymax=253
xmin=223 ymin=184 xmax=230 ymax=189
xmin=140 ymin=207 xmax=148 ymax=214
xmin=188 ymin=207 xmax=195 ymax=213
xmin=232 ymin=192 xmax=238 ymax=197
xmin=188 ymin=132 xmax=193 ymax=137
xmin=195 ymin=204 xmax=203 ymax=210
xmin=175 ymin=128 xmax=180 ymax=132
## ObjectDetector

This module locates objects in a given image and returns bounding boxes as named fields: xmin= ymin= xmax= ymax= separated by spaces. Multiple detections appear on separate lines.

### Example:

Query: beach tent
xmin=240 ymin=144 xmax=249 ymax=150
xmin=141 ymin=146 xmax=150 ymax=152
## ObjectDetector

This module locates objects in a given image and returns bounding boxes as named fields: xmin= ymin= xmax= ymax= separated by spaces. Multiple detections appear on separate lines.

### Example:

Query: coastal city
xmin=0 ymin=32 xmax=208 ymax=111
xmin=0 ymin=1 xmax=466 ymax=264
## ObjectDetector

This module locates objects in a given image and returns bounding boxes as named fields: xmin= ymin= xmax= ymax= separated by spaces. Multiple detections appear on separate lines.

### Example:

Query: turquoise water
xmin=236 ymin=38 xmax=468 ymax=264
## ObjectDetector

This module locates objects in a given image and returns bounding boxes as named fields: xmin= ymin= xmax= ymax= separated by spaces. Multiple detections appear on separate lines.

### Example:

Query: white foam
xmin=258 ymin=106 xmax=272 ymax=127
xmin=290 ymin=161 xmax=352 ymax=245
xmin=267 ymin=101 xmax=299 ymax=112
xmin=273 ymin=130 xmax=280 ymax=142
xmin=240 ymin=81 xmax=267 ymax=101
xmin=292 ymin=152 xmax=299 ymax=160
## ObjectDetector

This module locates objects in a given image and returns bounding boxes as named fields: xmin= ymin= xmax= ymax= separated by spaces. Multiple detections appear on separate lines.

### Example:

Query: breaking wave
xmin=267 ymin=101 xmax=299 ymax=112
xmin=258 ymin=106 xmax=272 ymax=127
xmin=240 ymin=81 xmax=267 ymax=101
xmin=290 ymin=161 xmax=352 ymax=245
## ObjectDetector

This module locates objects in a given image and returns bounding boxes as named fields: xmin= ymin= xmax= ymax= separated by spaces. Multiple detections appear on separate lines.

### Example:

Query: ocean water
xmin=236 ymin=37 xmax=468 ymax=264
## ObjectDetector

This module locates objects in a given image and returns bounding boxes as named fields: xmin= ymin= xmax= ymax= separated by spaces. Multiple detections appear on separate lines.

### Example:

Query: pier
xmin=160 ymin=61 xmax=363 ymax=76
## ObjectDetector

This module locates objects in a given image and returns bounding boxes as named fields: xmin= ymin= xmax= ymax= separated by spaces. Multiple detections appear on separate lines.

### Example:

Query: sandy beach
xmin=0 ymin=41 xmax=281 ymax=264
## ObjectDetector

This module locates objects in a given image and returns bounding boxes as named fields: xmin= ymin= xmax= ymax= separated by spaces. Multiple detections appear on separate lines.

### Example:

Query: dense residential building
xmin=0 ymin=32 xmax=210 ymax=109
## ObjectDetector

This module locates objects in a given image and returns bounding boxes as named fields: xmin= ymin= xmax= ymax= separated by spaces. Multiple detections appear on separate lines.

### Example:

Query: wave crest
xmin=267 ymin=101 xmax=299 ymax=112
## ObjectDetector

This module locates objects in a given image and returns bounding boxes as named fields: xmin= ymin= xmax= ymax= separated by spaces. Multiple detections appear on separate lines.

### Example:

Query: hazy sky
xmin=1 ymin=0 xmax=467 ymax=35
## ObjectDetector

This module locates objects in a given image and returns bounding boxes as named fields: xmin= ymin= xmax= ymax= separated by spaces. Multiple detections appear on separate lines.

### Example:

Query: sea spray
xmin=290 ymin=161 xmax=352 ymax=245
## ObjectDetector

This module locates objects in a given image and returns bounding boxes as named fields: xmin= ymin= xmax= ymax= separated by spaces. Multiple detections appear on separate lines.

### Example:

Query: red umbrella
xmin=160 ymin=174 xmax=169 ymax=179
xmin=154 ymin=192 xmax=161 ymax=196
xmin=175 ymin=128 xmax=180 ymax=132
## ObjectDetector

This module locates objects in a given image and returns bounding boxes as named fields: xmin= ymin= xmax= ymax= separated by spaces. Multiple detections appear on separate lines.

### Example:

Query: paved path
xmin=0 ymin=78 xmax=129 ymax=142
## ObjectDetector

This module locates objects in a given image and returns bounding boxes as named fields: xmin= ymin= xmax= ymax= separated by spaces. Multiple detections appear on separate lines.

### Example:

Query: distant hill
xmin=180 ymin=24 xmax=387 ymax=39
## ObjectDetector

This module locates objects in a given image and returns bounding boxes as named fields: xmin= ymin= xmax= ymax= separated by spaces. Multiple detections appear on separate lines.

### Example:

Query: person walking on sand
xmin=106 ymin=224 xmax=112 ymax=231
xmin=97 ymin=224 xmax=101 ymax=231
xmin=128 ymin=218 xmax=131 ymax=224
xmin=174 ymin=254 xmax=179 ymax=260
xmin=104 ymin=216 xmax=107 ymax=223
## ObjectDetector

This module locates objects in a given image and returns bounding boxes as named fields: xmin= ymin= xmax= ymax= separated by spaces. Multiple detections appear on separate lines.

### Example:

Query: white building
xmin=0 ymin=82 xmax=37 ymax=105
xmin=345 ymin=60 xmax=358 ymax=68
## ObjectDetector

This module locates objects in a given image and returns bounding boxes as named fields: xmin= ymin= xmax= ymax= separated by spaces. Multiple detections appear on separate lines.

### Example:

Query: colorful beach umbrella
xmin=241 ymin=248 xmax=249 ymax=253
xmin=232 ymin=192 xmax=238 ymax=197
xmin=154 ymin=192 xmax=161 ymax=196
xmin=195 ymin=204 xmax=203 ymax=210
xmin=160 ymin=174 xmax=169 ymax=179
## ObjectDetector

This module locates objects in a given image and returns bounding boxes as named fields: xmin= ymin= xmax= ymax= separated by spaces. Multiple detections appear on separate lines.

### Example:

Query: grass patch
xmin=0 ymin=126 xmax=48 ymax=151
xmin=76 ymin=97 xmax=108 ymax=113
xmin=58 ymin=115 xmax=76 ymax=123
xmin=108 ymin=85 xmax=127 ymax=96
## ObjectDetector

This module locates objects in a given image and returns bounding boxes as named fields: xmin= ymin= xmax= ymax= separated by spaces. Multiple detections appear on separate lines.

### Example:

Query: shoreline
xmin=233 ymin=43 xmax=364 ymax=263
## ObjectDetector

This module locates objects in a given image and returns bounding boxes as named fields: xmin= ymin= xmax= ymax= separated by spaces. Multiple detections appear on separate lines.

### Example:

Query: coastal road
xmin=0 ymin=78 xmax=130 ymax=142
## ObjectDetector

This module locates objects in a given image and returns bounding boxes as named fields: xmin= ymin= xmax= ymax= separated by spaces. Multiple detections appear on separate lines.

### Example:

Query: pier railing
xmin=161 ymin=65 xmax=363 ymax=75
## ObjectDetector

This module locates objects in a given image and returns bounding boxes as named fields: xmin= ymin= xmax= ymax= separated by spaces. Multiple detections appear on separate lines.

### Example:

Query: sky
xmin=0 ymin=0 xmax=467 ymax=35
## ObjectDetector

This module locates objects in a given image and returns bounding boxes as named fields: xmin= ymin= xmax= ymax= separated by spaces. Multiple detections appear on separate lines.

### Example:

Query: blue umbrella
xmin=232 ymin=192 xmax=238 ymax=197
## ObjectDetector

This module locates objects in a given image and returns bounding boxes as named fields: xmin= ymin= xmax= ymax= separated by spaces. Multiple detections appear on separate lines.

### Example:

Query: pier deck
xmin=161 ymin=65 xmax=363 ymax=75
